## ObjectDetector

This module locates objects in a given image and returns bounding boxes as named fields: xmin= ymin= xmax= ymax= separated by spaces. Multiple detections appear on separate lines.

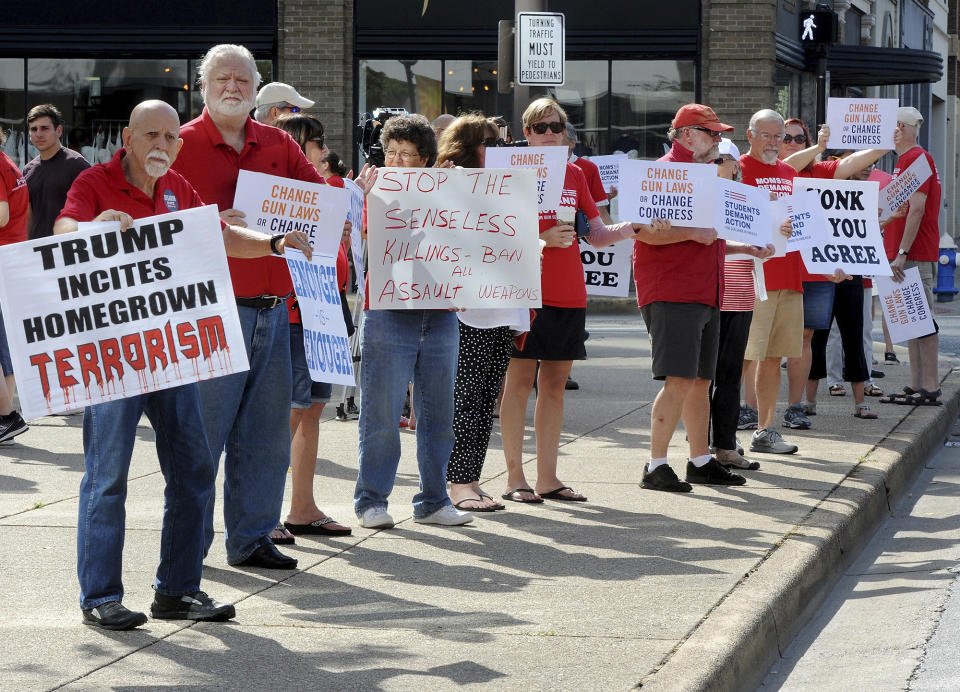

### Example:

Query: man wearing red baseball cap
xmin=635 ymin=104 xmax=773 ymax=493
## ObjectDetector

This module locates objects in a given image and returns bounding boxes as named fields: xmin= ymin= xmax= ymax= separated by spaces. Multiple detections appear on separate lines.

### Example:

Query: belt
xmin=235 ymin=293 xmax=291 ymax=310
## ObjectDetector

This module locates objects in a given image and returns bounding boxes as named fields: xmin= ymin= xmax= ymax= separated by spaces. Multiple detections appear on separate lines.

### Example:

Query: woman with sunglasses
xmin=499 ymin=98 xmax=671 ymax=503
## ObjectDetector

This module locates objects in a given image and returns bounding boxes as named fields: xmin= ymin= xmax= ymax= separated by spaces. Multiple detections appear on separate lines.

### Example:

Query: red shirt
xmin=540 ymin=163 xmax=599 ymax=308
xmin=0 ymin=152 xmax=28 ymax=246
xmin=571 ymin=155 xmax=607 ymax=206
xmin=172 ymin=108 xmax=324 ymax=297
xmin=882 ymin=146 xmax=941 ymax=262
xmin=633 ymin=141 xmax=725 ymax=308
xmin=740 ymin=154 xmax=803 ymax=292
xmin=59 ymin=149 xmax=204 ymax=223
xmin=795 ymin=158 xmax=840 ymax=283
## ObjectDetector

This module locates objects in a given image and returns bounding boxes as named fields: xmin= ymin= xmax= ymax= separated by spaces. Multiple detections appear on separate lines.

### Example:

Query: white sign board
xmin=232 ymin=170 xmax=350 ymax=258
xmin=516 ymin=12 xmax=565 ymax=86
xmin=825 ymin=97 xmax=899 ymax=150
xmin=714 ymin=178 xmax=773 ymax=246
xmin=365 ymin=167 xmax=542 ymax=309
xmin=880 ymin=153 xmax=933 ymax=220
xmin=0 ymin=206 xmax=249 ymax=418
xmin=876 ymin=267 xmax=936 ymax=342
xmin=581 ymin=237 xmax=633 ymax=297
xmin=286 ymin=251 xmax=355 ymax=386
xmin=618 ymin=160 xmax=717 ymax=227
xmin=770 ymin=189 xmax=828 ymax=252
xmin=588 ymin=154 xmax=628 ymax=193
xmin=798 ymin=179 xmax=892 ymax=277
xmin=484 ymin=145 xmax=567 ymax=213
xmin=342 ymin=177 xmax=366 ymax=298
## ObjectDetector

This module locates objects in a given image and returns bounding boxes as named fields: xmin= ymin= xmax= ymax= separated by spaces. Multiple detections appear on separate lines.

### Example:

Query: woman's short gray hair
xmin=197 ymin=44 xmax=262 ymax=89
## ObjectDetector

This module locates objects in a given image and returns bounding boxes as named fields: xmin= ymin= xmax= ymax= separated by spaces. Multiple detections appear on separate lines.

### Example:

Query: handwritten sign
xmin=798 ymin=180 xmax=891 ymax=276
xmin=714 ymin=178 xmax=772 ymax=246
xmin=484 ymin=145 xmax=567 ymax=212
xmin=232 ymin=170 xmax=350 ymax=257
xmin=879 ymin=153 xmax=933 ymax=220
xmin=581 ymin=236 xmax=633 ymax=297
xmin=0 ymin=206 xmax=248 ymax=418
xmin=770 ymin=189 xmax=827 ymax=252
xmin=366 ymin=167 xmax=542 ymax=309
xmin=588 ymin=154 xmax=628 ymax=193
xmin=618 ymin=160 xmax=716 ymax=227
xmin=286 ymin=250 xmax=355 ymax=386
xmin=342 ymin=177 xmax=366 ymax=298
xmin=825 ymin=98 xmax=898 ymax=150
xmin=875 ymin=267 xmax=936 ymax=342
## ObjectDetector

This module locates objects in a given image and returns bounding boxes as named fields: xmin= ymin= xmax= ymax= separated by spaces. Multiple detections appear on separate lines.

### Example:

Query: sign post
xmin=516 ymin=12 xmax=565 ymax=86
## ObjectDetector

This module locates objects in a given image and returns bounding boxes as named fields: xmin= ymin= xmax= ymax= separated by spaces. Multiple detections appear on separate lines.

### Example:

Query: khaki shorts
xmin=744 ymin=289 xmax=803 ymax=360
xmin=905 ymin=259 xmax=936 ymax=310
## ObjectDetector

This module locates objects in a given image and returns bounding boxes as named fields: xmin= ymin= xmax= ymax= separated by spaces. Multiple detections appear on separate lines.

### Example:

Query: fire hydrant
xmin=935 ymin=233 xmax=958 ymax=302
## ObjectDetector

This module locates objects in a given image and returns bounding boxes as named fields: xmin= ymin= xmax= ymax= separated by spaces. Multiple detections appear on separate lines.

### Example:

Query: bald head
xmin=432 ymin=114 xmax=455 ymax=138
xmin=129 ymin=100 xmax=180 ymax=132
xmin=122 ymin=100 xmax=183 ymax=181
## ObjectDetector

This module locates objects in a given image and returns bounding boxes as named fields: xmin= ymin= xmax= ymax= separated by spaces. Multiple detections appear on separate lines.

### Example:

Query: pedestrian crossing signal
xmin=799 ymin=10 xmax=836 ymax=45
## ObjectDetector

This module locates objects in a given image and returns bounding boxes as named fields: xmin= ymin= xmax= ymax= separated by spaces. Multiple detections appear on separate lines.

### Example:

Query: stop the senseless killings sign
xmin=366 ymin=167 xmax=542 ymax=309
xmin=0 ymin=206 xmax=248 ymax=418
xmin=617 ymin=160 xmax=716 ymax=227
xmin=825 ymin=98 xmax=898 ymax=150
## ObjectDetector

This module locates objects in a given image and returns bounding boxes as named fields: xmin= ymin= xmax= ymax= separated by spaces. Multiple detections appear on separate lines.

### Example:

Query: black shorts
xmin=640 ymin=301 xmax=720 ymax=380
xmin=511 ymin=306 xmax=587 ymax=361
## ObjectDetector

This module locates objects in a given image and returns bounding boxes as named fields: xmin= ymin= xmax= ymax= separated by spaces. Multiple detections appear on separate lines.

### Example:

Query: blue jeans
xmin=77 ymin=384 xmax=214 ymax=609
xmin=354 ymin=309 xmax=458 ymax=518
xmin=200 ymin=304 xmax=292 ymax=564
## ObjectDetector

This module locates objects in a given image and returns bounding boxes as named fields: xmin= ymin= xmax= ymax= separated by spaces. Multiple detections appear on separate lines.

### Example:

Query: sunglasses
xmin=712 ymin=157 xmax=738 ymax=165
xmin=482 ymin=137 xmax=505 ymax=147
xmin=690 ymin=126 xmax=722 ymax=138
xmin=310 ymin=136 xmax=325 ymax=148
xmin=283 ymin=105 xmax=302 ymax=114
xmin=529 ymin=121 xmax=565 ymax=135
xmin=782 ymin=133 xmax=807 ymax=144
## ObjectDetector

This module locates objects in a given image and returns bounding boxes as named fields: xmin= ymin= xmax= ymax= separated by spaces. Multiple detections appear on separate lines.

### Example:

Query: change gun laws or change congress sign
xmin=825 ymin=98 xmax=898 ymax=150
xmin=617 ymin=160 xmax=717 ymax=227
xmin=875 ymin=267 xmax=936 ymax=343
xmin=366 ymin=167 xmax=542 ymax=309
xmin=484 ymin=145 xmax=567 ymax=212
xmin=0 ymin=206 xmax=249 ymax=418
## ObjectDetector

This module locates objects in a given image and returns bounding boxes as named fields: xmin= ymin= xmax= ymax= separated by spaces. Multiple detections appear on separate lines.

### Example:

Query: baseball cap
xmin=717 ymin=138 xmax=741 ymax=160
xmin=672 ymin=104 xmax=734 ymax=132
xmin=256 ymin=82 xmax=314 ymax=109
xmin=897 ymin=106 xmax=923 ymax=127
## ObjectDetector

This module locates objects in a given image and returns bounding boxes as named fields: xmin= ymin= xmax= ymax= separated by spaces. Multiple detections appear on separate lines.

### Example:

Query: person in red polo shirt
xmin=637 ymin=104 xmax=775 ymax=493
xmin=53 ymin=100 xmax=309 ymax=630
xmin=170 ymin=44 xmax=371 ymax=571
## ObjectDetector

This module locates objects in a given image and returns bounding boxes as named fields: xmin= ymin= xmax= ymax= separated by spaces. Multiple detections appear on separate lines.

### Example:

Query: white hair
xmin=749 ymin=109 xmax=784 ymax=133
xmin=198 ymin=44 xmax=261 ymax=89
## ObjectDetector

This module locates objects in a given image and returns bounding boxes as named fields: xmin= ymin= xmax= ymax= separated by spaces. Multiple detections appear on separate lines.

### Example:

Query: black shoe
xmin=82 ymin=601 xmax=148 ymax=630
xmin=641 ymin=464 xmax=692 ymax=492
xmin=565 ymin=376 xmax=579 ymax=391
xmin=346 ymin=398 xmax=359 ymax=416
xmin=871 ymin=369 xmax=885 ymax=379
xmin=686 ymin=458 xmax=747 ymax=486
xmin=233 ymin=540 xmax=298 ymax=570
xmin=335 ymin=404 xmax=349 ymax=421
xmin=0 ymin=411 xmax=29 ymax=443
xmin=151 ymin=590 xmax=236 ymax=622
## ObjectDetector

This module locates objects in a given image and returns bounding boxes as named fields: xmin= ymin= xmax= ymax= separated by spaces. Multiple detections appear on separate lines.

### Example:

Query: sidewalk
xmin=0 ymin=312 xmax=955 ymax=691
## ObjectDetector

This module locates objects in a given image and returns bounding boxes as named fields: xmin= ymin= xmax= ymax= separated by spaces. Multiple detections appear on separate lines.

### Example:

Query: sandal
xmin=864 ymin=383 xmax=884 ymax=397
xmin=828 ymin=384 xmax=846 ymax=396
xmin=918 ymin=388 xmax=944 ymax=406
xmin=269 ymin=522 xmax=296 ymax=545
xmin=879 ymin=386 xmax=918 ymax=404
xmin=854 ymin=403 xmax=878 ymax=419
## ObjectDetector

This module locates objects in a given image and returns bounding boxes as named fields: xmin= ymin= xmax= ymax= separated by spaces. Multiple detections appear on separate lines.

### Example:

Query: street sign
xmin=516 ymin=12 xmax=564 ymax=86
xmin=799 ymin=10 xmax=836 ymax=45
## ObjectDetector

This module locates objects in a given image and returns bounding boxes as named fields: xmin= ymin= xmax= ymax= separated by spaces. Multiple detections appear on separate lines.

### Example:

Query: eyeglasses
xmin=529 ymin=121 xmax=565 ymax=135
xmin=752 ymin=130 xmax=784 ymax=142
xmin=385 ymin=150 xmax=421 ymax=162
xmin=782 ymin=134 xmax=807 ymax=144
xmin=712 ymin=157 xmax=738 ymax=165
xmin=689 ymin=126 xmax=722 ymax=138
xmin=482 ymin=137 xmax=505 ymax=148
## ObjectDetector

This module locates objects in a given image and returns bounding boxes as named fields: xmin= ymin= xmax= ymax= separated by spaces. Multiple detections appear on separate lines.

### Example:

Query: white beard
xmin=761 ymin=149 xmax=779 ymax=165
xmin=145 ymin=154 xmax=171 ymax=178
xmin=208 ymin=92 xmax=254 ymax=118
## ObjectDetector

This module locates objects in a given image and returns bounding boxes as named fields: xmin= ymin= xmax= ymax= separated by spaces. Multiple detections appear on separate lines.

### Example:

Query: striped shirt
xmin=720 ymin=258 xmax=755 ymax=312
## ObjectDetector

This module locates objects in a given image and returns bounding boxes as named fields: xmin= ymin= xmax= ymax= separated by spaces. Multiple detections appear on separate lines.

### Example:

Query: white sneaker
xmin=414 ymin=505 xmax=474 ymax=526
xmin=359 ymin=506 xmax=395 ymax=529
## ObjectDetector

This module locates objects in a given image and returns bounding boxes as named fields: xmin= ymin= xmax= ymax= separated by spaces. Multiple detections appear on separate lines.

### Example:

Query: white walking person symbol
xmin=802 ymin=14 xmax=817 ymax=40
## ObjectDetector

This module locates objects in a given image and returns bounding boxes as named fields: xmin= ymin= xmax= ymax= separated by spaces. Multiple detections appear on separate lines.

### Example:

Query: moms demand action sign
xmin=0 ymin=206 xmax=248 ymax=418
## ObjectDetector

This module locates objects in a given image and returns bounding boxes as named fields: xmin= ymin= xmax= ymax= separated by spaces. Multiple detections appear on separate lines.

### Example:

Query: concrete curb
xmin=637 ymin=368 xmax=960 ymax=692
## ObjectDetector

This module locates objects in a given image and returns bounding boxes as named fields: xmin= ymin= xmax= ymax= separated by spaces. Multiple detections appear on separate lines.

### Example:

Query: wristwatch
xmin=897 ymin=248 xmax=909 ymax=257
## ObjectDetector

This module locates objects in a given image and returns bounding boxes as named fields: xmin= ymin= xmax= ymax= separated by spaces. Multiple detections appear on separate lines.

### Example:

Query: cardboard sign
xmin=876 ymin=267 xmax=936 ymax=342
xmin=714 ymin=178 xmax=773 ymax=246
xmin=770 ymin=189 xmax=827 ymax=252
xmin=588 ymin=154 xmax=628 ymax=193
xmin=366 ymin=167 xmax=542 ymax=309
xmin=484 ymin=145 xmax=567 ymax=212
xmin=798 ymin=180 xmax=891 ymax=276
xmin=581 ymin=236 xmax=633 ymax=297
xmin=232 ymin=170 xmax=350 ymax=257
xmin=342 ymin=177 xmax=366 ymax=298
xmin=879 ymin=153 xmax=933 ymax=220
xmin=618 ymin=160 xmax=717 ymax=227
xmin=0 ymin=206 xmax=248 ymax=418
xmin=825 ymin=98 xmax=898 ymax=150
xmin=285 ymin=251 xmax=355 ymax=386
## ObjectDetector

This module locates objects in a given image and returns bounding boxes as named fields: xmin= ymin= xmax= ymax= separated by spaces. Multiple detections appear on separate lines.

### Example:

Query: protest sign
xmin=875 ymin=267 xmax=936 ymax=342
xmin=825 ymin=97 xmax=898 ymax=150
xmin=0 ymin=206 xmax=248 ymax=418
xmin=232 ymin=170 xmax=350 ymax=257
xmin=714 ymin=178 xmax=773 ymax=246
xmin=588 ymin=154 xmax=628 ymax=193
xmin=365 ymin=167 xmax=542 ymax=309
xmin=286 ymin=250 xmax=355 ymax=386
xmin=484 ymin=145 xmax=567 ymax=212
xmin=342 ymin=177 xmax=365 ymax=298
xmin=581 ymin=236 xmax=633 ymax=297
xmin=798 ymin=179 xmax=891 ymax=276
xmin=618 ymin=160 xmax=717 ymax=227
xmin=879 ymin=153 xmax=933 ymax=220
xmin=770 ymin=189 xmax=827 ymax=252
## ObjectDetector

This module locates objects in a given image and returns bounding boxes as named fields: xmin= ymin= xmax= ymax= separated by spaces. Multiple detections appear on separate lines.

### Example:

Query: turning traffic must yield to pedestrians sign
xmin=516 ymin=12 xmax=565 ymax=86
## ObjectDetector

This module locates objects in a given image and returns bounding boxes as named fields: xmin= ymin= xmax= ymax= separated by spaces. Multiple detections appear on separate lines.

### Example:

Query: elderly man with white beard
xmin=53 ymin=99 xmax=313 ymax=630
xmin=172 ymin=44 xmax=375 ymax=570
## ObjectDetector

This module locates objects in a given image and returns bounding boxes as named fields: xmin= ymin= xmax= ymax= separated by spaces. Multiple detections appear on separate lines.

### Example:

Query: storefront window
xmin=0 ymin=59 xmax=26 ymax=169
xmin=443 ymin=61 xmax=505 ymax=119
xmin=775 ymin=65 xmax=802 ymax=120
xmin=610 ymin=60 xmax=695 ymax=159
xmin=358 ymin=59 xmax=442 ymax=121
xmin=549 ymin=60 xmax=608 ymax=155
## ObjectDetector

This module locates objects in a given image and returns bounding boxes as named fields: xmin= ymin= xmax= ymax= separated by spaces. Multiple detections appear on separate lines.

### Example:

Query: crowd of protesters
xmin=0 ymin=42 xmax=942 ymax=631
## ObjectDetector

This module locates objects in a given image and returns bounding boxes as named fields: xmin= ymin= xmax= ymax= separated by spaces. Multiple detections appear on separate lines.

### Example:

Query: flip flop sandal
xmin=538 ymin=486 xmax=588 ymax=502
xmin=270 ymin=522 xmax=296 ymax=545
xmin=501 ymin=488 xmax=544 ymax=503
xmin=453 ymin=497 xmax=498 ymax=512
xmin=477 ymin=493 xmax=507 ymax=510
xmin=284 ymin=517 xmax=352 ymax=536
